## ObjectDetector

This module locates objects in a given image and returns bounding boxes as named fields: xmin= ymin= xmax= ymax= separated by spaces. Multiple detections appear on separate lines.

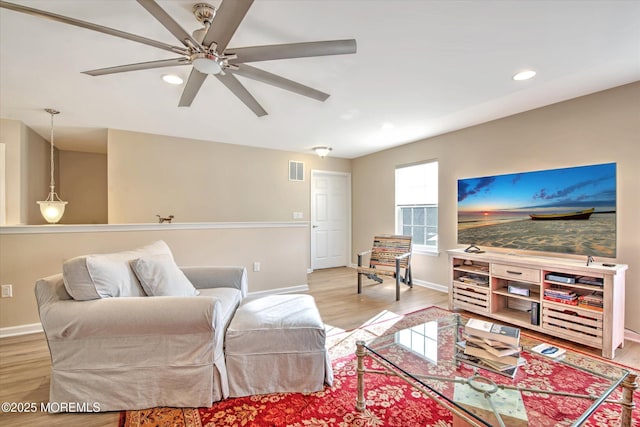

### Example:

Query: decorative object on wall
xmin=0 ymin=1 xmax=357 ymax=117
xmin=37 ymin=108 xmax=68 ymax=224
xmin=313 ymin=146 xmax=332 ymax=159
xmin=156 ymin=215 xmax=174 ymax=223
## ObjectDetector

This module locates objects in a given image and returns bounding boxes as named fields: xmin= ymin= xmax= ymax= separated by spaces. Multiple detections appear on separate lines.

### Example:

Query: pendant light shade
xmin=37 ymin=108 xmax=67 ymax=223
xmin=38 ymin=199 xmax=67 ymax=223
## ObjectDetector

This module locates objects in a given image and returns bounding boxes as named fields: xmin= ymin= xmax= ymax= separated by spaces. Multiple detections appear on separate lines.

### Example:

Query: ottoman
xmin=225 ymin=294 xmax=333 ymax=397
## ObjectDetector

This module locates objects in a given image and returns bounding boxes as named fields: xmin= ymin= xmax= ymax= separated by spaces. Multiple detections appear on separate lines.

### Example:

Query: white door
xmin=311 ymin=171 xmax=351 ymax=270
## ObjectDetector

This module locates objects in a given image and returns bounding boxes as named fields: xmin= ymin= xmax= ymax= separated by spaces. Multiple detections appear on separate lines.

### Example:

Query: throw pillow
xmin=63 ymin=240 xmax=173 ymax=300
xmin=131 ymin=254 xmax=199 ymax=296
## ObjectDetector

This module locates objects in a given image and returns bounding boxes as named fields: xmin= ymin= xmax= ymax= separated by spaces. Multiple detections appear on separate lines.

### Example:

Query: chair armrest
xmin=395 ymin=252 xmax=411 ymax=272
xmin=40 ymin=296 xmax=222 ymax=341
xmin=181 ymin=266 xmax=248 ymax=298
xmin=357 ymin=250 xmax=372 ymax=267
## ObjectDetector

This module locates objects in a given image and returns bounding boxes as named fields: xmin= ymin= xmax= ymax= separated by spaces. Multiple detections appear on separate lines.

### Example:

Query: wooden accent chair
xmin=357 ymin=235 xmax=413 ymax=301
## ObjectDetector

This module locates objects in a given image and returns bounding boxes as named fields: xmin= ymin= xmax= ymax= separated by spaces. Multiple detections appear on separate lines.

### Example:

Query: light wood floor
xmin=0 ymin=267 xmax=637 ymax=426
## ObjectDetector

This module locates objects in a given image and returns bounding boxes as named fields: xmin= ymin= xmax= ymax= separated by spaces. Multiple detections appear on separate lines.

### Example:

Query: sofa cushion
xmin=225 ymin=294 xmax=332 ymax=397
xmin=198 ymin=287 xmax=243 ymax=329
xmin=62 ymin=241 xmax=172 ymax=300
xmin=131 ymin=254 xmax=199 ymax=297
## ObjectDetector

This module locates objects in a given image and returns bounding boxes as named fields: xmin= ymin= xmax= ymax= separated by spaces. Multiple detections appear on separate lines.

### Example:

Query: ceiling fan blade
xmin=229 ymin=39 xmax=357 ymax=63
xmin=83 ymin=58 xmax=190 ymax=76
xmin=215 ymin=73 xmax=267 ymax=117
xmin=230 ymin=65 xmax=329 ymax=102
xmin=202 ymin=0 xmax=253 ymax=53
xmin=136 ymin=0 xmax=202 ymax=50
xmin=178 ymin=69 xmax=208 ymax=107
xmin=0 ymin=0 xmax=188 ymax=56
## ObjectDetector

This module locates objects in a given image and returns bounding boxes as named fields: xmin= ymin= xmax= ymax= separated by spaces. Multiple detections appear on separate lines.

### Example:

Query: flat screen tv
xmin=457 ymin=163 xmax=616 ymax=258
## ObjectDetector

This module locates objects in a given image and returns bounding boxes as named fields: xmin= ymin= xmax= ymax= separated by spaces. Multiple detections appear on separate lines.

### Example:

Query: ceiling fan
xmin=0 ymin=0 xmax=357 ymax=116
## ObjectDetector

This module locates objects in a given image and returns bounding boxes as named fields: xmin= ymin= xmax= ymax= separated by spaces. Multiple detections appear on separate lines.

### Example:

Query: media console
xmin=448 ymin=248 xmax=628 ymax=359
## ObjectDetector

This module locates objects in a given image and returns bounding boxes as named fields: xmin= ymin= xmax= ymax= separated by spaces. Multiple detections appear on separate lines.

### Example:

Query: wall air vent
xmin=289 ymin=161 xmax=304 ymax=181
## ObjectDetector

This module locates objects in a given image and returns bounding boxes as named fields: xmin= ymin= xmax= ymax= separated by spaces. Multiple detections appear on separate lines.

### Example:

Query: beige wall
xmin=0 ymin=119 xmax=22 ymax=224
xmin=0 ymin=128 xmax=352 ymax=331
xmin=24 ymin=125 xmax=53 ymax=225
xmin=0 ymin=223 xmax=308 ymax=329
xmin=0 ymin=119 xmax=53 ymax=225
xmin=107 ymin=129 xmax=351 ymax=223
xmin=352 ymin=82 xmax=640 ymax=331
xmin=58 ymin=151 xmax=108 ymax=224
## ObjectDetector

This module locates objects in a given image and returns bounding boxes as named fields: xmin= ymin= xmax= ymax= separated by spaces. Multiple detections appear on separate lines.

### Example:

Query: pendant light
xmin=37 ymin=108 xmax=67 ymax=223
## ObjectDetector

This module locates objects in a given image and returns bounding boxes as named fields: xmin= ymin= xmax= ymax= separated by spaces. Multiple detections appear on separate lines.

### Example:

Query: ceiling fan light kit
xmin=0 ymin=0 xmax=357 ymax=116
xmin=191 ymin=53 xmax=224 ymax=75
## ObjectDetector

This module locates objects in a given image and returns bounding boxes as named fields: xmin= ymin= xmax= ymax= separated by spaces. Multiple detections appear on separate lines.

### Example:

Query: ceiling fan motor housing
xmin=193 ymin=3 xmax=216 ymax=25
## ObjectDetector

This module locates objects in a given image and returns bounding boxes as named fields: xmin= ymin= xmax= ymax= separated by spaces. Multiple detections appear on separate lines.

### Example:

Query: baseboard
xmin=0 ymin=322 xmax=43 ymax=338
xmin=348 ymin=264 xmax=448 ymax=293
xmin=625 ymin=329 xmax=640 ymax=344
xmin=247 ymin=284 xmax=310 ymax=298
xmin=412 ymin=279 xmax=448 ymax=293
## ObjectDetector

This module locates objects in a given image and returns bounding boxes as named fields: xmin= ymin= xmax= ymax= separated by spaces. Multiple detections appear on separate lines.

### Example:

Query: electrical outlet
xmin=1 ymin=284 xmax=12 ymax=298
xmin=253 ymin=262 xmax=261 ymax=272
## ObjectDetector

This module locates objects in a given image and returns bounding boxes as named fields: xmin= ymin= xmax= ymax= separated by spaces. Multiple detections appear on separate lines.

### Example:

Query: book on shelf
xmin=544 ymin=288 xmax=577 ymax=300
xmin=577 ymin=293 xmax=604 ymax=312
xmin=458 ymin=275 xmax=489 ymax=286
xmin=543 ymin=296 xmax=579 ymax=306
xmin=577 ymin=304 xmax=603 ymax=312
xmin=464 ymin=318 xmax=520 ymax=347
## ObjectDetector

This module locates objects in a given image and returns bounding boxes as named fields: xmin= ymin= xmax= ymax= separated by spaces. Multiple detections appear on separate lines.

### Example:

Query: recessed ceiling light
xmin=513 ymin=70 xmax=536 ymax=81
xmin=162 ymin=74 xmax=184 ymax=85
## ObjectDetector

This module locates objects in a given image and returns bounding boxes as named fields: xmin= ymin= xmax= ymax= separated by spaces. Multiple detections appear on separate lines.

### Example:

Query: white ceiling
xmin=1 ymin=0 xmax=639 ymax=158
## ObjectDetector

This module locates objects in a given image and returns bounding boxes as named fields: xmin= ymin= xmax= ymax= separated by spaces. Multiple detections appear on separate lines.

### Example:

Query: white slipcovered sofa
xmin=35 ymin=241 xmax=247 ymax=412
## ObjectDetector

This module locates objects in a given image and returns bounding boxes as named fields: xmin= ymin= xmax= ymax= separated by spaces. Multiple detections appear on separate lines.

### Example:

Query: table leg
xmin=620 ymin=373 xmax=637 ymax=427
xmin=356 ymin=340 xmax=366 ymax=411
xmin=452 ymin=415 xmax=474 ymax=427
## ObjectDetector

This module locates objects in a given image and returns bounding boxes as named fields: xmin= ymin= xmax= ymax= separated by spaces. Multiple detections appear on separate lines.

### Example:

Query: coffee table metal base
xmin=355 ymin=340 xmax=637 ymax=427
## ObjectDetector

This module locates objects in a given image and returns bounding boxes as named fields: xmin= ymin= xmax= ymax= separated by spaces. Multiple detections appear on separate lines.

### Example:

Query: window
xmin=395 ymin=161 xmax=438 ymax=252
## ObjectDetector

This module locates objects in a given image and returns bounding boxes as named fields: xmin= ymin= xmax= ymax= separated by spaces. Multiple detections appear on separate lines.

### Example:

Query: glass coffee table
xmin=355 ymin=314 xmax=636 ymax=427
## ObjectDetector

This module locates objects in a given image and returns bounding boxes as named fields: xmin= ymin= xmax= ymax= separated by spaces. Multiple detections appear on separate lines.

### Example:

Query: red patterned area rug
xmin=120 ymin=306 xmax=638 ymax=427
